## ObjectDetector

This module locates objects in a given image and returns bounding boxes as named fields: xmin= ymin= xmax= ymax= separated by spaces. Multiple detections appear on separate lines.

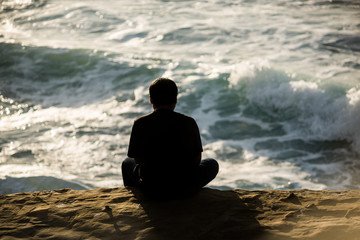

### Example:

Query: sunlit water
xmin=0 ymin=0 xmax=360 ymax=194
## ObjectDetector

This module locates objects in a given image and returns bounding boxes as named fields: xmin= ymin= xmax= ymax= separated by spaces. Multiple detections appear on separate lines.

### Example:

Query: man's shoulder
xmin=132 ymin=113 xmax=156 ymax=129
xmin=171 ymin=112 xmax=199 ymax=129
xmin=173 ymin=111 xmax=196 ymax=122
xmin=134 ymin=112 xmax=153 ymax=122
xmin=134 ymin=110 xmax=196 ymax=126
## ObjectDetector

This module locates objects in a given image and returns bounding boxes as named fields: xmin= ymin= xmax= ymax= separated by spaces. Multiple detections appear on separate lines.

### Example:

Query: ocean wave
xmin=320 ymin=34 xmax=360 ymax=53
xmin=0 ymin=0 xmax=46 ymax=12
xmin=0 ymin=176 xmax=89 ymax=195
xmin=228 ymin=61 xmax=360 ymax=153
xmin=0 ymin=42 xmax=163 ymax=109
xmin=0 ymin=0 xmax=359 ymax=191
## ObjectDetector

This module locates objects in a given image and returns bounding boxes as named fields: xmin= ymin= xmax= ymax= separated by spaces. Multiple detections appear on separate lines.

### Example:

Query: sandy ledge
xmin=1 ymin=187 xmax=360 ymax=240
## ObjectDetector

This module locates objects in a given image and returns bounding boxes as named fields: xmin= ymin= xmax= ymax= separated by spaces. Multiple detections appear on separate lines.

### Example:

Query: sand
xmin=1 ymin=187 xmax=360 ymax=240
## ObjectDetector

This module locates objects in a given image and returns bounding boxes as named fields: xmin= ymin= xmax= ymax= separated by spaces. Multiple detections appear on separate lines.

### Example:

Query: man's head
xmin=149 ymin=78 xmax=178 ymax=109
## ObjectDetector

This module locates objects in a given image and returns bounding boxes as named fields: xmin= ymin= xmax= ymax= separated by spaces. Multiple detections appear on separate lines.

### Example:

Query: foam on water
xmin=0 ymin=0 xmax=359 ymax=193
xmin=228 ymin=61 xmax=360 ymax=145
xmin=186 ymin=60 xmax=360 ymax=190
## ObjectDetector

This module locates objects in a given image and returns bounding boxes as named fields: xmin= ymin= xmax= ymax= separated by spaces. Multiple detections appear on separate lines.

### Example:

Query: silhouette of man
xmin=122 ymin=78 xmax=218 ymax=197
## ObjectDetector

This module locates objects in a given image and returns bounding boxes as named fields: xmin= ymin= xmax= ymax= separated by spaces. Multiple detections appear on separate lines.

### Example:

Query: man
xmin=122 ymin=78 xmax=218 ymax=198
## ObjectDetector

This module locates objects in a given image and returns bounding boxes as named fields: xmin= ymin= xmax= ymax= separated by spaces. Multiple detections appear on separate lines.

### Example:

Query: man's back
xmin=128 ymin=109 xmax=203 ymax=185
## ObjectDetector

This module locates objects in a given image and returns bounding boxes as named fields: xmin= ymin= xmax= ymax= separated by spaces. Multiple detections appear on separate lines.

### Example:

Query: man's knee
xmin=122 ymin=158 xmax=139 ymax=187
xmin=201 ymin=158 xmax=219 ymax=175
xmin=122 ymin=158 xmax=135 ymax=171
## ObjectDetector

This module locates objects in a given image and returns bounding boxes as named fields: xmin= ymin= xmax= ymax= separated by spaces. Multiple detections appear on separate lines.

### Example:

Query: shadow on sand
xmin=128 ymin=187 xmax=266 ymax=240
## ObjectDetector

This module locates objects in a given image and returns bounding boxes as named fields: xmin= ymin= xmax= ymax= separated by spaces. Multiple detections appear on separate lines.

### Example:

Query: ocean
xmin=0 ymin=0 xmax=359 ymax=194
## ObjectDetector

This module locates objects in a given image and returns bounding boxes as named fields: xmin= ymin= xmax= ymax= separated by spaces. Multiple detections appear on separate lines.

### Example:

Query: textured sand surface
xmin=1 ymin=187 xmax=360 ymax=240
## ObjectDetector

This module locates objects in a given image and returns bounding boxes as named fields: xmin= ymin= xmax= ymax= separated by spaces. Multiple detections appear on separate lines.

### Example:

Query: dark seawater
xmin=0 ymin=0 xmax=359 ymax=194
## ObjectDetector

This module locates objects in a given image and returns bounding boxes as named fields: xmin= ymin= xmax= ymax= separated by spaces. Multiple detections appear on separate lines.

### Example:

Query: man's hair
xmin=149 ymin=78 xmax=178 ymax=106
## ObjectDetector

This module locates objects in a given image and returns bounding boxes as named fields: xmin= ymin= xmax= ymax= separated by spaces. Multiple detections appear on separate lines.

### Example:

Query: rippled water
xmin=0 ymin=0 xmax=360 ymax=194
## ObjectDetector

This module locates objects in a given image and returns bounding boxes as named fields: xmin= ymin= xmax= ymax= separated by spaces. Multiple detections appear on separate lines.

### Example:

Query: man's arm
xmin=128 ymin=120 xmax=143 ymax=164
xmin=134 ymin=158 xmax=142 ymax=164
xmin=194 ymin=153 xmax=201 ymax=165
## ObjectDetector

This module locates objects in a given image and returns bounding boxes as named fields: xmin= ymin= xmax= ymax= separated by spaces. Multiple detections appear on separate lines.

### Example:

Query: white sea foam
xmin=207 ymin=149 xmax=327 ymax=190
xmin=226 ymin=61 xmax=360 ymax=153
xmin=0 ymin=0 xmax=359 ymax=192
